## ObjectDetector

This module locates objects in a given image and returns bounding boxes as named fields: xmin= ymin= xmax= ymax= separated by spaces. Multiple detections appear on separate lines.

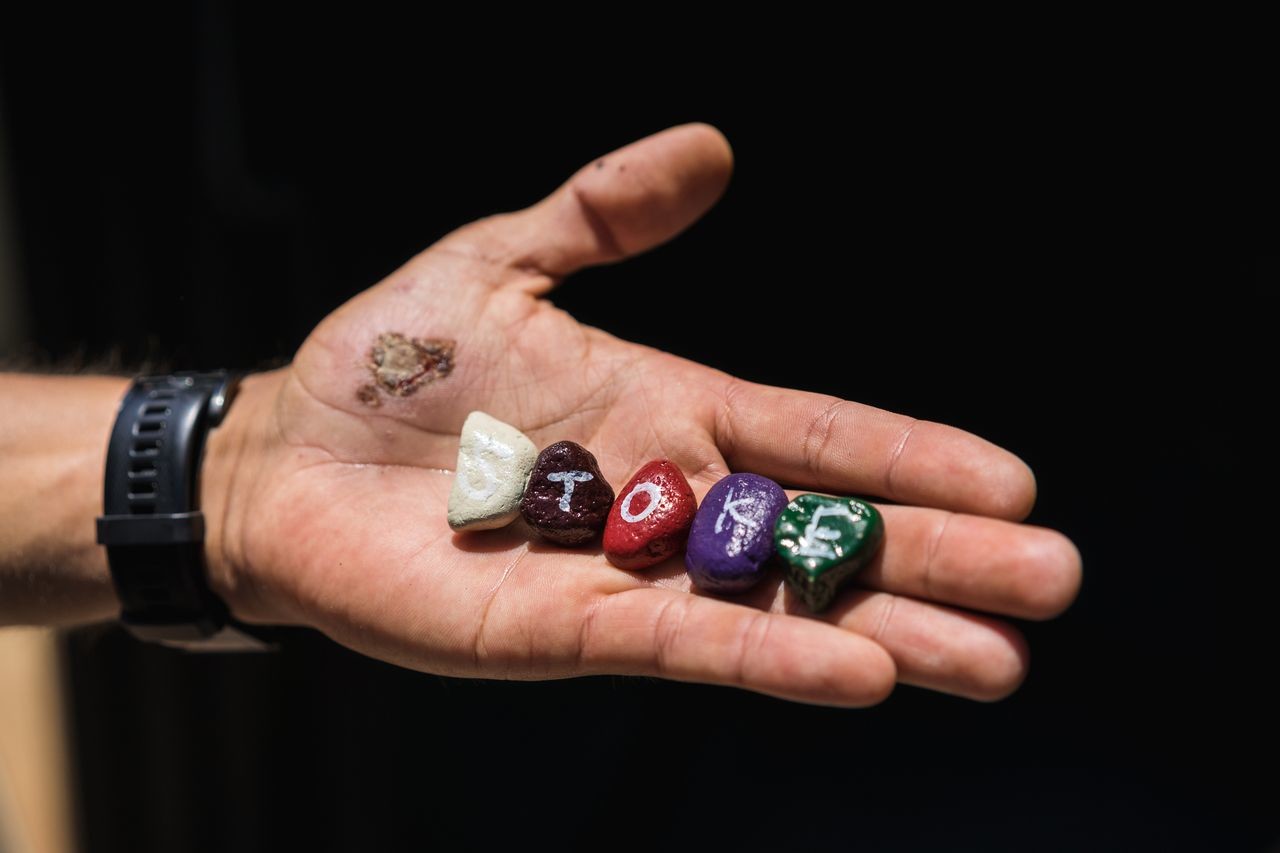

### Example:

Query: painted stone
xmin=519 ymin=441 xmax=615 ymax=545
xmin=603 ymin=460 xmax=698 ymax=570
xmin=774 ymin=494 xmax=885 ymax=612
xmin=685 ymin=473 xmax=788 ymax=593
xmin=447 ymin=411 xmax=538 ymax=531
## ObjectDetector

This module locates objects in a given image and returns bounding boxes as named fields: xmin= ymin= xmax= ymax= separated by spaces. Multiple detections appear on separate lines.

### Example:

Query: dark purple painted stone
xmin=685 ymin=473 xmax=788 ymax=593
xmin=519 ymin=441 xmax=615 ymax=545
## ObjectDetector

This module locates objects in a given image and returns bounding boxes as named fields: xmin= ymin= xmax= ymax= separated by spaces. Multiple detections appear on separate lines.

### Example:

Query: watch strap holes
xmin=130 ymin=438 xmax=162 ymax=456
xmin=134 ymin=420 xmax=165 ymax=436
xmin=128 ymin=481 xmax=158 ymax=499
xmin=128 ymin=460 xmax=157 ymax=477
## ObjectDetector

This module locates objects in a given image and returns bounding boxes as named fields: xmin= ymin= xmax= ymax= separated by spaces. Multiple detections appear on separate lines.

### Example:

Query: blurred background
xmin=0 ymin=7 xmax=1274 ymax=852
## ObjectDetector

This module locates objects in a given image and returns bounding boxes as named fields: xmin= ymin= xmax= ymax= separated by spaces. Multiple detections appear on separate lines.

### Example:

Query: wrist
xmin=199 ymin=367 xmax=287 ymax=624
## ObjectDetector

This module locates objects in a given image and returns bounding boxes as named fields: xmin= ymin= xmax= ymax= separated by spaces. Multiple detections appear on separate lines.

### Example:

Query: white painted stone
xmin=447 ymin=411 xmax=537 ymax=531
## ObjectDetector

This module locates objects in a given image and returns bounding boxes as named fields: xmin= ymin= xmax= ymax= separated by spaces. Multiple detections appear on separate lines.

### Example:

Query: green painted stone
xmin=774 ymin=494 xmax=885 ymax=613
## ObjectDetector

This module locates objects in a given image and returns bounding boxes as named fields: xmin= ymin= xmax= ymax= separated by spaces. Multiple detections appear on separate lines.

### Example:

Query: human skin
xmin=0 ymin=123 xmax=1082 ymax=708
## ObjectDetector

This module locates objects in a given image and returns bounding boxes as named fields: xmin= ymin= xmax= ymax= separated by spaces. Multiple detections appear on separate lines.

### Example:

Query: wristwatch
xmin=95 ymin=371 xmax=276 ymax=652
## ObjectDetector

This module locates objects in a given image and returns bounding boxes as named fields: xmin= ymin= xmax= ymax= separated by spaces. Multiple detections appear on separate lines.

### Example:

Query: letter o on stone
xmin=620 ymin=481 xmax=662 ymax=523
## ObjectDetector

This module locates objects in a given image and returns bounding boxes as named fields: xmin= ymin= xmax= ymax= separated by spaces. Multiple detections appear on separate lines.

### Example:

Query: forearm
xmin=0 ymin=370 xmax=288 ymax=628
xmin=0 ymin=374 xmax=130 ymax=625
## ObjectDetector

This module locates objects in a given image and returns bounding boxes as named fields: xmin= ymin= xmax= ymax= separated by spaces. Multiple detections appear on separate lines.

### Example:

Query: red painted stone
xmin=603 ymin=459 xmax=698 ymax=570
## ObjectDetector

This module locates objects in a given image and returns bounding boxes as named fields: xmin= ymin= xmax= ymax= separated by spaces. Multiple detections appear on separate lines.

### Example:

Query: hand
xmin=204 ymin=123 xmax=1081 ymax=707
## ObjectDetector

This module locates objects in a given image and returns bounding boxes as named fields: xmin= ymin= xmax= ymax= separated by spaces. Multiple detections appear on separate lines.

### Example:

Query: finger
xmin=717 ymin=581 xmax=1031 ymax=701
xmin=716 ymin=378 xmax=1038 ymax=520
xmin=435 ymin=122 xmax=734 ymax=288
xmin=860 ymin=505 xmax=1082 ymax=620
xmin=649 ymin=456 xmax=1076 ymax=620
xmin=577 ymin=586 xmax=897 ymax=708
xmin=827 ymin=590 xmax=1031 ymax=702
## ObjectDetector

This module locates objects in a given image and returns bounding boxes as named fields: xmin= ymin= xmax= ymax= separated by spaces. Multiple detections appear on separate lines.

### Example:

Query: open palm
xmin=211 ymin=123 xmax=1081 ymax=707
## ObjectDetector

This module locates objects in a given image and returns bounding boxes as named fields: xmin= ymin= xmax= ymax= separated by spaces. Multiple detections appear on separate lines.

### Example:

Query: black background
xmin=1 ymin=7 xmax=1274 ymax=852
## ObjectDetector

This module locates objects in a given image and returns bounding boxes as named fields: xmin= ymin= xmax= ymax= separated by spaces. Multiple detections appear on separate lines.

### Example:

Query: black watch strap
xmin=95 ymin=371 xmax=275 ymax=652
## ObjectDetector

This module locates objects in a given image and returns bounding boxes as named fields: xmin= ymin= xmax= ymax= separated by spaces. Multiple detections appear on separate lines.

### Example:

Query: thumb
xmin=435 ymin=122 xmax=734 ymax=290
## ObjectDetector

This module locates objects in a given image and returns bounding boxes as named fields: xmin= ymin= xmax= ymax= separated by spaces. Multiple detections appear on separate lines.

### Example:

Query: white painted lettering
xmin=547 ymin=470 xmax=593 ymax=512
xmin=715 ymin=487 xmax=756 ymax=534
xmin=796 ymin=504 xmax=861 ymax=559
xmin=620 ymin=481 xmax=662 ymax=523
xmin=463 ymin=432 xmax=514 ymax=502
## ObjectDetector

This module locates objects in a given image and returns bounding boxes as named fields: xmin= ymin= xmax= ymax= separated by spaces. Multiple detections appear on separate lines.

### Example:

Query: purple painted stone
xmin=685 ymin=473 xmax=788 ymax=593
